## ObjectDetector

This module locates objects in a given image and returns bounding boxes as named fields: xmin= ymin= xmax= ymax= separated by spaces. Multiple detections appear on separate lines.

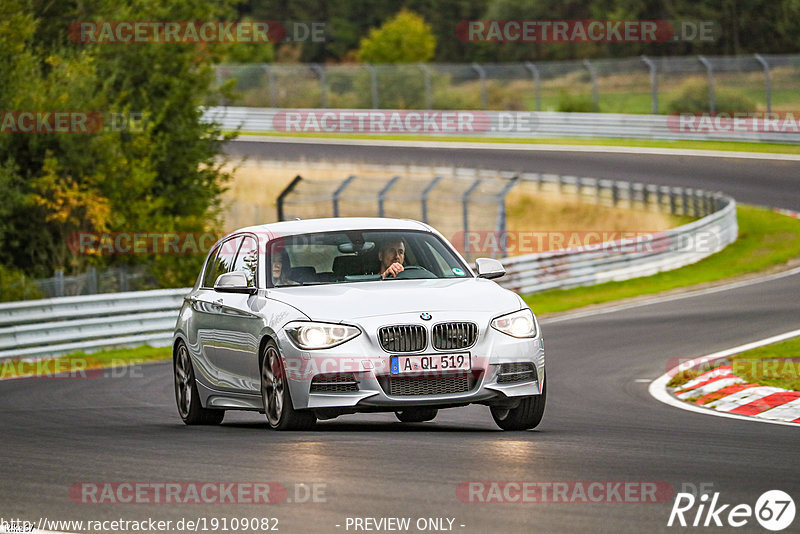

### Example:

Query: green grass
xmin=729 ymin=337 xmax=800 ymax=391
xmin=0 ymin=346 xmax=171 ymax=379
xmin=524 ymin=205 xmax=800 ymax=315
xmin=236 ymin=130 xmax=800 ymax=155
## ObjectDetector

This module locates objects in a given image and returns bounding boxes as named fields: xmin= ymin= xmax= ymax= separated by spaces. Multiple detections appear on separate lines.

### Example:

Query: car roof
xmin=233 ymin=217 xmax=431 ymax=240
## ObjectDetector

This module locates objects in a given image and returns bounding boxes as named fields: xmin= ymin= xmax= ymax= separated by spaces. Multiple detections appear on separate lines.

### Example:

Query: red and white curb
xmin=649 ymin=329 xmax=800 ymax=427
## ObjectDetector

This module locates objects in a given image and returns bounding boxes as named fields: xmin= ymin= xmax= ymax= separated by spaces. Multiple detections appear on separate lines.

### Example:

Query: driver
xmin=378 ymin=238 xmax=405 ymax=279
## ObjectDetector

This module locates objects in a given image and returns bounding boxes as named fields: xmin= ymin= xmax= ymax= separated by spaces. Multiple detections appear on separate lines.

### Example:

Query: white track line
xmin=236 ymin=135 xmax=800 ymax=161
xmin=649 ymin=329 xmax=800 ymax=427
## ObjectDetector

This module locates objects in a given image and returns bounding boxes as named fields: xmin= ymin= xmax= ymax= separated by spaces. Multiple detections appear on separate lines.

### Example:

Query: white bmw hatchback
xmin=173 ymin=217 xmax=546 ymax=430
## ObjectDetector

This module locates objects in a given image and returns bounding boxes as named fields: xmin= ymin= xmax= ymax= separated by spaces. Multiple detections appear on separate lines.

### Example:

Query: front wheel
xmin=490 ymin=380 xmax=546 ymax=431
xmin=261 ymin=341 xmax=316 ymax=431
xmin=395 ymin=407 xmax=438 ymax=423
xmin=174 ymin=341 xmax=224 ymax=425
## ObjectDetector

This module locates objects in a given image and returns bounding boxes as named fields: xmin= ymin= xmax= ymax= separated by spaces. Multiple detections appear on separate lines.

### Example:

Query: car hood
xmin=267 ymin=278 xmax=521 ymax=321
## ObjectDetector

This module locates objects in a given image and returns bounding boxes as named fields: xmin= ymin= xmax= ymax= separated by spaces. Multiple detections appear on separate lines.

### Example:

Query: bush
xmin=666 ymin=79 xmax=757 ymax=113
xmin=0 ymin=264 xmax=43 ymax=302
xmin=556 ymin=92 xmax=597 ymax=112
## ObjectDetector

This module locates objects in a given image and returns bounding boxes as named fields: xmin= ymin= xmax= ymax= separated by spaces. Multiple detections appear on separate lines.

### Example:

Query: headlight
xmin=491 ymin=308 xmax=537 ymax=338
xmin=285 ymin=321 xmax=360 ymax=349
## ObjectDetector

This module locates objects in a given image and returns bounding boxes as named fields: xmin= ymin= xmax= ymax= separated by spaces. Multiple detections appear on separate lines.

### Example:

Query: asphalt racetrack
xmin=1 ymin=140 xmax=798 ymax=534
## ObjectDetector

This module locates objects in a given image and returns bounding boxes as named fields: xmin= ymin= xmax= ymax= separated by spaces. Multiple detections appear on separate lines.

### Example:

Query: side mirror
xmin=214 ymin=272 xmax=256 ymax=294
xmin=475 ymin=258 xmax=506 ymax=280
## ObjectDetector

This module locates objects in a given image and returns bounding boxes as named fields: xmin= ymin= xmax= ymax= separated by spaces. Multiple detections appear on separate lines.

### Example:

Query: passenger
xmin=271 ymin=249 xmax=298 ymax=286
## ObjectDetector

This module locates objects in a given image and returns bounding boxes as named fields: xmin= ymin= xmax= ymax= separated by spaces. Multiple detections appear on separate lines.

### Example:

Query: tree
xmin=0 ymin=0 xmax=237 ymax=289
xmin=357 ymin=9 xmax=435 ymax=63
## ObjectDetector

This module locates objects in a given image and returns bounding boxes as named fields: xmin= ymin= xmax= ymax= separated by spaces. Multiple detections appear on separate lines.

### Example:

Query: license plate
xmin=390 ymin=353 xmax=471 ymax=374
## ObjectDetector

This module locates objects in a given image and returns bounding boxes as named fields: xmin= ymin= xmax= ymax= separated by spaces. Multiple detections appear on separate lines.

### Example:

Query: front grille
xmin=378 ymin=324 xmax=426 ymax=352
xmin=387 ymin=374 xmax=472 ymax=396
xmin=432 ymin=322 xmax=478 ymax=350
xmin=309 ymin=373 xmax=359 ymax=393
xmin=497 ymin=362 xmax=538 ymax=384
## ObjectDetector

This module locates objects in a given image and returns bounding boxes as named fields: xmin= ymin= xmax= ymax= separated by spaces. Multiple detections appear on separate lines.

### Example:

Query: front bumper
xmin=277 ymin=312 xmax=545 ymax=411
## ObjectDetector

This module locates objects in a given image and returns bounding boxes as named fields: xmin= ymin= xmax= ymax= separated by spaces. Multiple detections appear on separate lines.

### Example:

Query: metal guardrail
xmin=0 ymin=173 xmax=737 ymax=360
xmin=0 ymin=288 xmax=189 ymax=360
xmin=205 ymin=107 xmax=800 ymax=144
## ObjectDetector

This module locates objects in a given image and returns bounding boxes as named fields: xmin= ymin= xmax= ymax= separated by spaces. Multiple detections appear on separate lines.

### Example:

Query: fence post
xmin=332 ymin=175 xmax=356 ymax=218
xmin=524 ymin=62 xmax=541 ymax=111
xmin=582 ymin=59 xmax=599 ymax=111
xmin=364 ymin=64 xmax=379 ymax=109
xmin=495 ymin=176 xmax=519 ymax=258
xmin=462 ymin=179 xmax=482 ymax=255
xmin=640 ymin=55 xmax=658 ymax=114
xmin=88 ymin=267 xmax=98 ymax=295
xmin=276 ymin=175 xmax=303 ymax=221
xmin=754 ymin=54 xmax=772 ymax=113
xmin=421 ymin=176 xmax=442 ymax=223
xmin=697 ymin=56 xmax=715 ymax=113
xmin=263 ymin=64 xmax=277 ymax=107
xmin=310 ymin=64 xmax=327 ymax=108
xmin=471 ymin=63 xmax=488 ymax=109
xmin=418 ymin=63 xmax=433 ymax=109
xmin=119 ymin=264 xmax=128 ymax=293
xmin=377 ymin=176 xmax=401 ymax=217
xmin=54 ymin=269 xmax=64 ymax=297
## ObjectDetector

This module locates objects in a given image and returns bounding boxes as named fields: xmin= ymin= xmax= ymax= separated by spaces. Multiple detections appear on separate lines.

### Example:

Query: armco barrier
xmin=0 ymin=174 xmax=737 ymax=360
xmin=0 ymin=288 xmax=189 ymax=360
xmin=204 ymin=107 xmax=800 ymax=144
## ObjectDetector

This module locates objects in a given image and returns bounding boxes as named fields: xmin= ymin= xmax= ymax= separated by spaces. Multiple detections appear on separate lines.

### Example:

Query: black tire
xmin=490 ymin=380 xmax=546 ymax=431
xmin=174 ymin=341 xmax=225 ymax=425
xmin=261 ymin=340 xmax=316 ymax=431
xmin=395 ymin=407 xmax=438 ymax=423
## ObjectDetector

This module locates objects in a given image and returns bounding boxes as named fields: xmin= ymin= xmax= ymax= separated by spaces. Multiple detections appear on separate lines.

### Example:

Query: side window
xmin=232 ymin=236 xmax=258 ymax=287
xmin=201 ymin=247 xmax=221 ymax=288
xmin=204 ymin=236 xmax=241 ymax=288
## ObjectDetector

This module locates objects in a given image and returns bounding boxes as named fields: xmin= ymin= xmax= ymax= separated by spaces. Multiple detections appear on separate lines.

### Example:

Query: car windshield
xmin=268 ymin=230 xmax=471 ymax=287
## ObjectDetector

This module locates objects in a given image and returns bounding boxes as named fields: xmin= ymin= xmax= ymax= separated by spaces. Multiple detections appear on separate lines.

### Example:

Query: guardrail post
xmin=276 ymin=175 xmax=303 ymax=221
xmin=377 ymin=176 xmax=401 ymax=217
xmin=669 ymin=188 xmax=677 ymax=214
xmin=421 ymin=176 xmax=442 ymax=223
xmin=640 ymin=55 xmax=658 ymax=114
xmin=364 ymin=64 xmax=379 ymax=109
xmin=495 ymin=176 xmax=519 ymax=258
xmin=583 ymin=59 xmax=599 ymax=111
xmin=524 ymin=62 xmax=541 ymax=111
xmin=310 ymin=64 xmax=328 ymax=108
xmin=418 ymin=63 xmax=433 ymax=109
xmin=697 ymin=56 xmax=715 ymax=113
xmin=262 ymin=64 xmax=277 ymax=108
xmin=462 ymin=178 xmax=482 ymax=254
xmin=754 ymin=54 xmax=772 ymax=113
xmin=119 ymin=264 xmax=128 ymax=292
xmin=332 ymin=175 xmax=356 ymax=218
xmin=611 ymin=182 xmax=619 ymax=206
xmin=471 ymin=63 xmax=488 ymax=109
xmin=628 ymin=182 xmax=635 ymax=209
xmin=682 ymin=188 xmax=690 ymax=216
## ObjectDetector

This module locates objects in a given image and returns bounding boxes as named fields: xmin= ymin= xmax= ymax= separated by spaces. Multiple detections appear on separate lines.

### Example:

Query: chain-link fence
xmin=37 ymin=266 xmax=157 ymax=298
xmin=216 ymin=54 xmax=800 ymax=114
xmin=276 ymin=170 xmax=722 ymax=262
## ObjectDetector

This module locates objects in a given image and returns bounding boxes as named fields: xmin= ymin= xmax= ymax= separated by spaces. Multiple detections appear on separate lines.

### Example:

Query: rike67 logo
xmin=668 ymin=490 xmax=795 ymax=531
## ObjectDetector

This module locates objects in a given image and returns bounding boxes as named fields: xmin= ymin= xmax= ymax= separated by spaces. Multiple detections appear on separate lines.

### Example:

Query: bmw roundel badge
xmin=420 ymin=313 xmax=432 ymax=321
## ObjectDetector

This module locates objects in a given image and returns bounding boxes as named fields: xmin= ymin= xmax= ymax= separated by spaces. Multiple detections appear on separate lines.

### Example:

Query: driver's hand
xmin=381 ymin=262 xmax=404 ymax=279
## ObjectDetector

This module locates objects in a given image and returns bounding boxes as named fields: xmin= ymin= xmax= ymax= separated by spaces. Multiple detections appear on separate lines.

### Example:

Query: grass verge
xmin=236 ymin=131 xmax=800 ymax=155
xmin=524 ymin=205 xmax=800 ymax=314
xmin=0 ymin=346 xmax=171 ymax=380
xmin=729 ymin=337 xmax=800 ymax=391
